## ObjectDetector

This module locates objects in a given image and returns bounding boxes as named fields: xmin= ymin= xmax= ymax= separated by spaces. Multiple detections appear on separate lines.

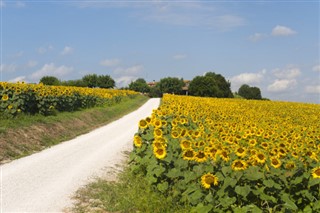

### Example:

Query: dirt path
xmin=1 ymin=98 xmax=160 ymax=213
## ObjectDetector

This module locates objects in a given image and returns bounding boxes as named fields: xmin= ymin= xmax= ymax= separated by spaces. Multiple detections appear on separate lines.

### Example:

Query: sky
xmin=0 ymin=0 xmax=319 ymax=103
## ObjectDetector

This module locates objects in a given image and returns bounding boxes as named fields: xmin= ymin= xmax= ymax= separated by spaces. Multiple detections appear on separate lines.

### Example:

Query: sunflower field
xmin=130 ymin=94 xmax=320 ymax=212
xmin=0 ymin=81 xmax=138 ymax=117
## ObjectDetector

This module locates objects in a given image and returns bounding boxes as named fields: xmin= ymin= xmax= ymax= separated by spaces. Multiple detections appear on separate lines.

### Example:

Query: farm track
xmin=1 ymin=98 xmax=160 ymax=212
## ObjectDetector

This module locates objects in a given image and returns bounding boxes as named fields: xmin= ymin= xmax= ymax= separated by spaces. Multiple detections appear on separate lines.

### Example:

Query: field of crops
xmin=0 ymin=81 xmax=138 ymax=117
xmin=131 ymin=94 xmax=320 ymax=212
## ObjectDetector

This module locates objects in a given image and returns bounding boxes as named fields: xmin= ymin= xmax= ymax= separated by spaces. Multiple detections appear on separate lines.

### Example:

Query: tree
xmin=82 ymin=74 xmax=115 ymax=88
xmin=157 ymin=77 xmax=184 ymax=95
xmin=39 ymin=76 xmax=60 ymax=85
xmin=128 ymin=78 xmax=150 ymax=93
xmin=189 ymin=72 xmax=233 ymax=98
xmin=238 ymin=84 xmax=262 ymax=100
xmin=97 ymin=75 xmax=115 ymax=88
xmin=82 ymin=74 xmax=99 ymax=88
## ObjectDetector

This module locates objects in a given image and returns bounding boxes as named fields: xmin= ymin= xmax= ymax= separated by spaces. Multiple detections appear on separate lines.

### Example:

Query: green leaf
xmin=314 ymin=200 xmax=320 ymax=210
xmin=235 ymin=185 xmax=251 ymax=198
xmin=281 ymin=193 xmax=298 ymax=210
xmin=166 ymin=168 xmax=181 ymax=178
xmin=222 ymin=166 xmax=232 ymax=177
xmin=244 ymin=166 xmax=264 ymax=181
xmin=303 ymin=205 xmax=312 ymax=213
xmin=223 ymin=176 xmax=238 ymax=188
xmin=189 ymin=190 xmax=205 ymax=205
xmin=308 ymin=177 xmax=320 ymax=187
xmin=263 ymin=179 xmax=275 ymax=188
xmin=219 ymin=196 xmax=236 ymax=208
xmin=153 ymin=165 xmax=166 ymax=177
xmin=292 ymin=175 xmax=304 ymax=184
xmin=191 ymin=203 xmax=213 ymax=213
xmin=157 ymin=181 xmax=168 ymax=193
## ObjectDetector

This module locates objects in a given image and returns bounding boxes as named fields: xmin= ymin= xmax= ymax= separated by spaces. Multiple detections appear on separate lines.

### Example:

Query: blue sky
xmin=0 ymin=0 xmax=319 ymax=103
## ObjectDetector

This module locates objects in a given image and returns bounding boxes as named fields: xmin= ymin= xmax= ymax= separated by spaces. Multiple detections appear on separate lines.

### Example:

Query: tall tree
xmin=97 ymin=75 xmax=115 ymax=88
xmin=129 ymin=78 xmax=150 ymax=93
xmin=82 ymin=74 xmax=99 ymax=88
xmin=189 ymin=72 xmax=233 ymax=98
xmin=238 ymin=84 xmax=262 ymax=100
xmin=39 ymin=76 xmax=60 ymax=85
xmin=158 ymin=77 xmax=184 ymax=95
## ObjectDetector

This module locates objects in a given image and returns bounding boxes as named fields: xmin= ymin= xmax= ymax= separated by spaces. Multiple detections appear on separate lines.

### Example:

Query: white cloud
xmin=271 ymin=25 xmax=296 ymax=36
xmin=267 ymin=79 xmax=297 ymax=92
xmin=249 ymin=33 xmax=267 ymax=42
xmin=100 ymin=58 xmax=121 ymax=67
xmin=37 ymin=45 xmax=53 ymax=54
xmin=115 ymin=76 xmax=137 ymax=88
xmin=272 ymin=66 xmax=301 ymax=79
xmin=230 ymin=70 xmax=265 ymax=86
xmin=30 ymin=63 xmax=73 ymax=81
xmin=312 ymin=65 xmax=320 ymax=72
xmin=113 ymin=65 xmax=144 ymax=76
xmin=305 ymin=85 xmax=320 ymax=94
xmin=0 ymin=64 xmax=17 ymax=73
xmin=61 ymin=46 xmax=73 ymax=55
xmin=26 ymin=60 xmax=38 ymax=68
xmin=9 ymin=76 xmax=27 ymax=83
xmin=173 ymin=54 xmax=187 ymax=60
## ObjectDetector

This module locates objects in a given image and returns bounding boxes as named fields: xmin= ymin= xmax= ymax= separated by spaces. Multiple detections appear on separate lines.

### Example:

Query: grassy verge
xmin=0 ymin=95 xmax=148 ymax=163
xmin=71 ymin=164 xmax=191 ymax=213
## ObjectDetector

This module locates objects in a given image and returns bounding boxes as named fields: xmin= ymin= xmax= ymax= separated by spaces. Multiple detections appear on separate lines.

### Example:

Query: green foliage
xmin=189 ymin=72 xmax=233 ymax=98
xmin=157 ymin=77 xmax=184 ymax=95
xmin=238 ymin=84 xmax=262 ymax=100
xmin=82 ymin=74 xmax=115 ymax=88
xmin=129 ymin=78 xmax=150 ymax=93
xmin=39 ymin=76 xmax=60 ymax=85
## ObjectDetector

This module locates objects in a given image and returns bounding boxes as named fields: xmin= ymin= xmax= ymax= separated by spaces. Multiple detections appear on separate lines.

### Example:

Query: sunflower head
xmin=139 ymin=119 xmax=148 ymax=129
xmin=231 ymin=159 xmax=248 ymax=171
xmin=194 ymin=151 xmax=207 ymax=163
xmin=182 ymin=149 xmax=195 ymax=161
xmin=133 ymin=135 xmax=142 ymax=148
xmin=270 ymin=157 xmax=282 ymax=169
xmin=255 ymin=152 xmax=267 ymax=164
xmin=235 ymin=147 xmax=247 ymax=158
xmin=201 ymin=173 xmax=219 ymax=189
xmin=153 ymin=147 xmax=167 ymax=159
xmin=311 ymin=167 xmax=320 ymax=179
xmin=1 ymin=94 xmax=9 ymax=101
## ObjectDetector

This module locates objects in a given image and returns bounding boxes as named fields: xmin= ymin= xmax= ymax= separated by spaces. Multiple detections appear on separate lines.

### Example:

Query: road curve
xmin=1 ymin=98 xmax=160 ymax=213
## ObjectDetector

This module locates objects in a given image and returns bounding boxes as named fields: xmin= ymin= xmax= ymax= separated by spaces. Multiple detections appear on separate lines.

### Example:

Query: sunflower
xmin=235 ymin=147 xmax=247 ymax=158
xmin=133 ymin=135 xmax=142 ymax=148
xmin=311 ymin=167 xmax=320 ymax=179
xmin=194 ymin=151 xmax=207 ymax=163
xmin=153 ymin=147 xmax=166 ymax=159
xmin=1 ymin=94 xmax=9 ymax=101
xmin=180 ymin=140 xmax=191 ymax=149
xmin=153 ymin=119 xmax=162 ymax=128
xmin=248 ymin=139 xmax=257 ymax=147
xmin=218 ymin=150 xmax=230 ymax=162
xmin=285 ymin=161 xmax=296 ymax=170
xmin=255 ymin=152 xmax=267 ymax=164
xmin=231 ymin=159 xmax=248 ymax=171
xmin=270 ymin=157 xmax=281 ymax=169
xmin=182 ymin=149 xmax=195 ymax=161
xmin=201 ymin=173 xmax=219 ymax=189
xmin=171 ymin=130 xmax=180 ymax=138
xmin=154 ymin=128 xmax=163 ymax=138
xmin=139 ymin=119 xmax=148 ymax=129
xmin=7 ymin=104 xmax=13 ymax=110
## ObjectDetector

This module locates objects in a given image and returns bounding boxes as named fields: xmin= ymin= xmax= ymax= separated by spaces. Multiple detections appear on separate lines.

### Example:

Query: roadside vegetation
xmin=72 ymin=94 xmax=319 ymax=213
xmin=0 ymin=87 xmax=148 ymax=163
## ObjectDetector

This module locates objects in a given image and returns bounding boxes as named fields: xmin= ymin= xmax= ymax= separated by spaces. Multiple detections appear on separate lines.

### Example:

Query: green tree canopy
xmin=39 ymin=76 xmax=60 ymax=85
xmin=158 ymin=77 xmax=184 ymax=95
xmin=189 ymin=72 xmax=233 ymax=98
xmin=128 ymin=78 xmax=150 ymax=93
xmin=238 ymin=84 xmax=262 ymax=100
xmin=82 ymin=74 xmax=115 ymax=88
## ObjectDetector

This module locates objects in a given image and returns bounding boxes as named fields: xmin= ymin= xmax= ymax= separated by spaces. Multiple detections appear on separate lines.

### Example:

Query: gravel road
xmin=1 ymin=98 xmax=160 ymax=213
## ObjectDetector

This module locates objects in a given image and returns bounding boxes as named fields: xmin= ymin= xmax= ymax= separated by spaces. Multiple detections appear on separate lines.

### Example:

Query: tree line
xmin=40 ymin=72 xmax=265 ymax=100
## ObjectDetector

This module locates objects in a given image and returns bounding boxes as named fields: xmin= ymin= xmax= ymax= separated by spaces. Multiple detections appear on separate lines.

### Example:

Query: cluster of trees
xmin=41 ymin=71 xmax=264 ymax=100
xmin=237 ymin=84 xmax=262 ymax=100
xmin=40 ymin=74 xmax=115 ymax=89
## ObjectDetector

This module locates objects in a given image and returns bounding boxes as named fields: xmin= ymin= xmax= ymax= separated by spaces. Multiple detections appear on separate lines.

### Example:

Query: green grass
xmin=72 ymin=166 xmax=191 ymax=213
xmin=0 ymin=95 xmax=149 ymax=162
